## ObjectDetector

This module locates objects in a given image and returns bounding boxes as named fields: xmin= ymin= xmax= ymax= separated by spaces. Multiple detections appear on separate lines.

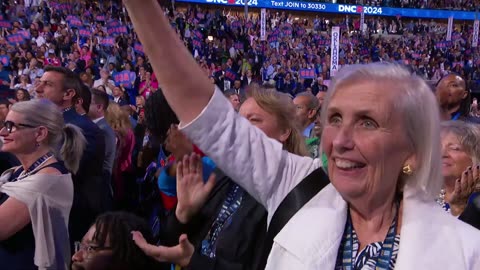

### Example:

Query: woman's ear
xmin=307 ymin=108 xmax=317 ymax=120
xmin=279 ymin=128 xmax=292 ymax=144
xmin=35 ymin=126 xmax=49 ymax=145
xmin=63 ymin=88 xmax=76 ymax=102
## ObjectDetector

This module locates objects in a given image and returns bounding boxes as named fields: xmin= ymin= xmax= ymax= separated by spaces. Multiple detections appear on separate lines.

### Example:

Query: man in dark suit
xmin=88 ymin=89 xmax=117 ymax=184
xmin=112 ymin=85 xmax=129 ymax=106
xmin=241 ymin=69 xmax=256 ymax=89
xmin=231 ymin=80 xmax=246 ymax=102
xmin=74 ymin=84 xmax=92 ymax=116
xmin=67 ymin=61 xmax=83 ymax=75
xmin=214 ymin=63 xmax=234 ymax=92
xmin=36 ymin=66 xmax=110 ymax=245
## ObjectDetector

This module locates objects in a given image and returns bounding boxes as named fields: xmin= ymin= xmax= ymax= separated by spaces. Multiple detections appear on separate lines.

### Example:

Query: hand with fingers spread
xmin=176 ymin=153 xmax=216 ymax=224
xmin=132 ymin=231 xmax=194 ymax=267
xmin=447 ymin=165 xmax=480 ymax=216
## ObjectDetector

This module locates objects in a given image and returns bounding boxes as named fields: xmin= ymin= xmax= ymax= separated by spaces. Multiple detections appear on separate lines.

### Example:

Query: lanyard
xmin=14 ymin=152 xmax=54 ymax=182
xmin=451 ymin=112 xmax=461 ymax=121
xmin=341 ymin=204 xmax=399 ymax=270
xmin=201 ymin=183 xmax=244 ymax=258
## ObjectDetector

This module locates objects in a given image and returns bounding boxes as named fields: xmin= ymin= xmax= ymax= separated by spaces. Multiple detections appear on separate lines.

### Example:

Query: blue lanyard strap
xmin=341 ymin=203 xmax=399 ymax=270
xmin=12 ymin=152 xmax=54 ymax=182
xmin=452 ymin=112 xmax=461 ymax=121
xmin=201 ymin=183 xmax=244 ymax=258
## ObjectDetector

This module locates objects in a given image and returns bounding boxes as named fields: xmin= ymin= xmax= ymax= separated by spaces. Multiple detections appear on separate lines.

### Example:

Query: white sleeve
xmin=180 ymin=88 xmax=321 ymax=221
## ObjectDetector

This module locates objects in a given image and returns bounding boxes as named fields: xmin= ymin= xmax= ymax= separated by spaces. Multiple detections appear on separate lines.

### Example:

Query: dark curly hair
xmin=143 ymin=90 xmax=179 ymax=144
xmin=91 ymin=211 xmax=164 ymax=270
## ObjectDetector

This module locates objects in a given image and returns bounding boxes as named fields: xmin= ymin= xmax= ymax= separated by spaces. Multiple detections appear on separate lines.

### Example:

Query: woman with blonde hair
xmin=245 ymin=84 xmax=308 ymax=157
xmin=439 ymin=121 xmax=480 ymax=222
xmin=135 ymin=95 xmax=146 ymax=120
xmin=105 ymin=102 xmax=135 ymax=208
xmin=0 ymin=99 xmax=86 ymax=269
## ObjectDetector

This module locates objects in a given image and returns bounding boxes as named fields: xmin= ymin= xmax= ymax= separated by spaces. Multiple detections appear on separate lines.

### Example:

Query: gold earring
xmin=402 ymin=165 xmax=413 ymax=175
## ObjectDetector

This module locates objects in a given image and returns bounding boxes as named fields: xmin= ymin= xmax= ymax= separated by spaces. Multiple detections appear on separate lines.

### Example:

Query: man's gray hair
xmin=295 ymin=92 xmax=319 ymax=110
xmin=224 ymin=89 xmax=239 ymax=99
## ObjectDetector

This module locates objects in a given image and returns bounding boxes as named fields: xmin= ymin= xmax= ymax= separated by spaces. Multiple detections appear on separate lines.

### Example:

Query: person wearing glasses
xmin=71 ymin=211 xmax=167 ymax=270
xmin=0 ymin=99 xmax=86 ymax=270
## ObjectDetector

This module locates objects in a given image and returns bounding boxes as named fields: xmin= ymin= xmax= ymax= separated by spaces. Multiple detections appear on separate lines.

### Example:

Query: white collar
xmin=93 ymin=116 xmax=105 ymax=124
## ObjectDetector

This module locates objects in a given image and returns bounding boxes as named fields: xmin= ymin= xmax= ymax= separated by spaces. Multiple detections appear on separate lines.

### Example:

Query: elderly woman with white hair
xmin=124 ymin=1 xmax=480 ymax=269
xmin=439 ymin=121 xmax=480 ymax=222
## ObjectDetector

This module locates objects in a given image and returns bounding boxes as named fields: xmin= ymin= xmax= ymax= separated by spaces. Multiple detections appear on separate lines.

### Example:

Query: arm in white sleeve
xmin=180 ymin=88 xmax=321 ymax=220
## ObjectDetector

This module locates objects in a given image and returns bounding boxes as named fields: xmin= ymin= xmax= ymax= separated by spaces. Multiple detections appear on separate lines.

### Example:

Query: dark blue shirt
xmin=0 ymin=69 xmax=10 ymax=93
xmin=63 ymin=108 xmax=108 ymax=244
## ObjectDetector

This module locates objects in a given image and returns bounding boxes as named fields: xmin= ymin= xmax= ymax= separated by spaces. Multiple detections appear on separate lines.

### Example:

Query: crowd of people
xmin=336 ymin=0 xmax=479 ymax=11
xmin=0 ymin=0 xmax=479 ymax=269
xmin=1 ymin=0 xmax=480 ymax=99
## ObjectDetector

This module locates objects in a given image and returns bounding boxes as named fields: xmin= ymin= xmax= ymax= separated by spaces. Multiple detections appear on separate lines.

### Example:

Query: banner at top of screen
xmin=177 ymin=0 xmax=479 ymax=20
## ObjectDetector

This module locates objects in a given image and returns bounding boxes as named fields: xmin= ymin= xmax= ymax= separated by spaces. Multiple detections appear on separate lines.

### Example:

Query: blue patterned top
xmin=335 ymin=210 xmax=401 ymax=270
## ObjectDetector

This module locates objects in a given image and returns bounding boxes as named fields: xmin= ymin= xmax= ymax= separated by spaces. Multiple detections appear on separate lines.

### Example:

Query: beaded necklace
xmin=62 ymin=107 xmax=73 ymax=113
xmin=436 ymin=188 xmax=451 ymax=213
xmin=13 ymin=152 xmax=54 ymax=182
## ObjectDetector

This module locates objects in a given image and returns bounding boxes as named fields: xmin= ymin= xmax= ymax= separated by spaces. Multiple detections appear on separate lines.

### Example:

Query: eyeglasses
xmin=0 ymin=120 xmax=37 ymax=134
xmin=74 ymin=241 xmax=112 ymax=254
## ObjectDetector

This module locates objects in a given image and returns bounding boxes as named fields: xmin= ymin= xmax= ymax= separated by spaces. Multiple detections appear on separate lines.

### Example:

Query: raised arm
xmin=89 ymin=37 xmax=94 ymax=53
xmin=123 ymin=0 xmax=321 ymax=217
xmin=76 ymin=36 xmax=81 ymax=52
xmin=123 ymin=0 xmax=212 ymax=124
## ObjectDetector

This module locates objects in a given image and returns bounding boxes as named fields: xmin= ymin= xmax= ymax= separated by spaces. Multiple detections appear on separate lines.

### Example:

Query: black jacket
xmin=0 ymin=152 xmax=19 ymax=176
xmin=63 ymin=109 xmax=111 ymax=243
xmin=163 ymin=170 xmax=267 ymax=270
xmin=459 ymin=196 xmax=480 ymax=230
